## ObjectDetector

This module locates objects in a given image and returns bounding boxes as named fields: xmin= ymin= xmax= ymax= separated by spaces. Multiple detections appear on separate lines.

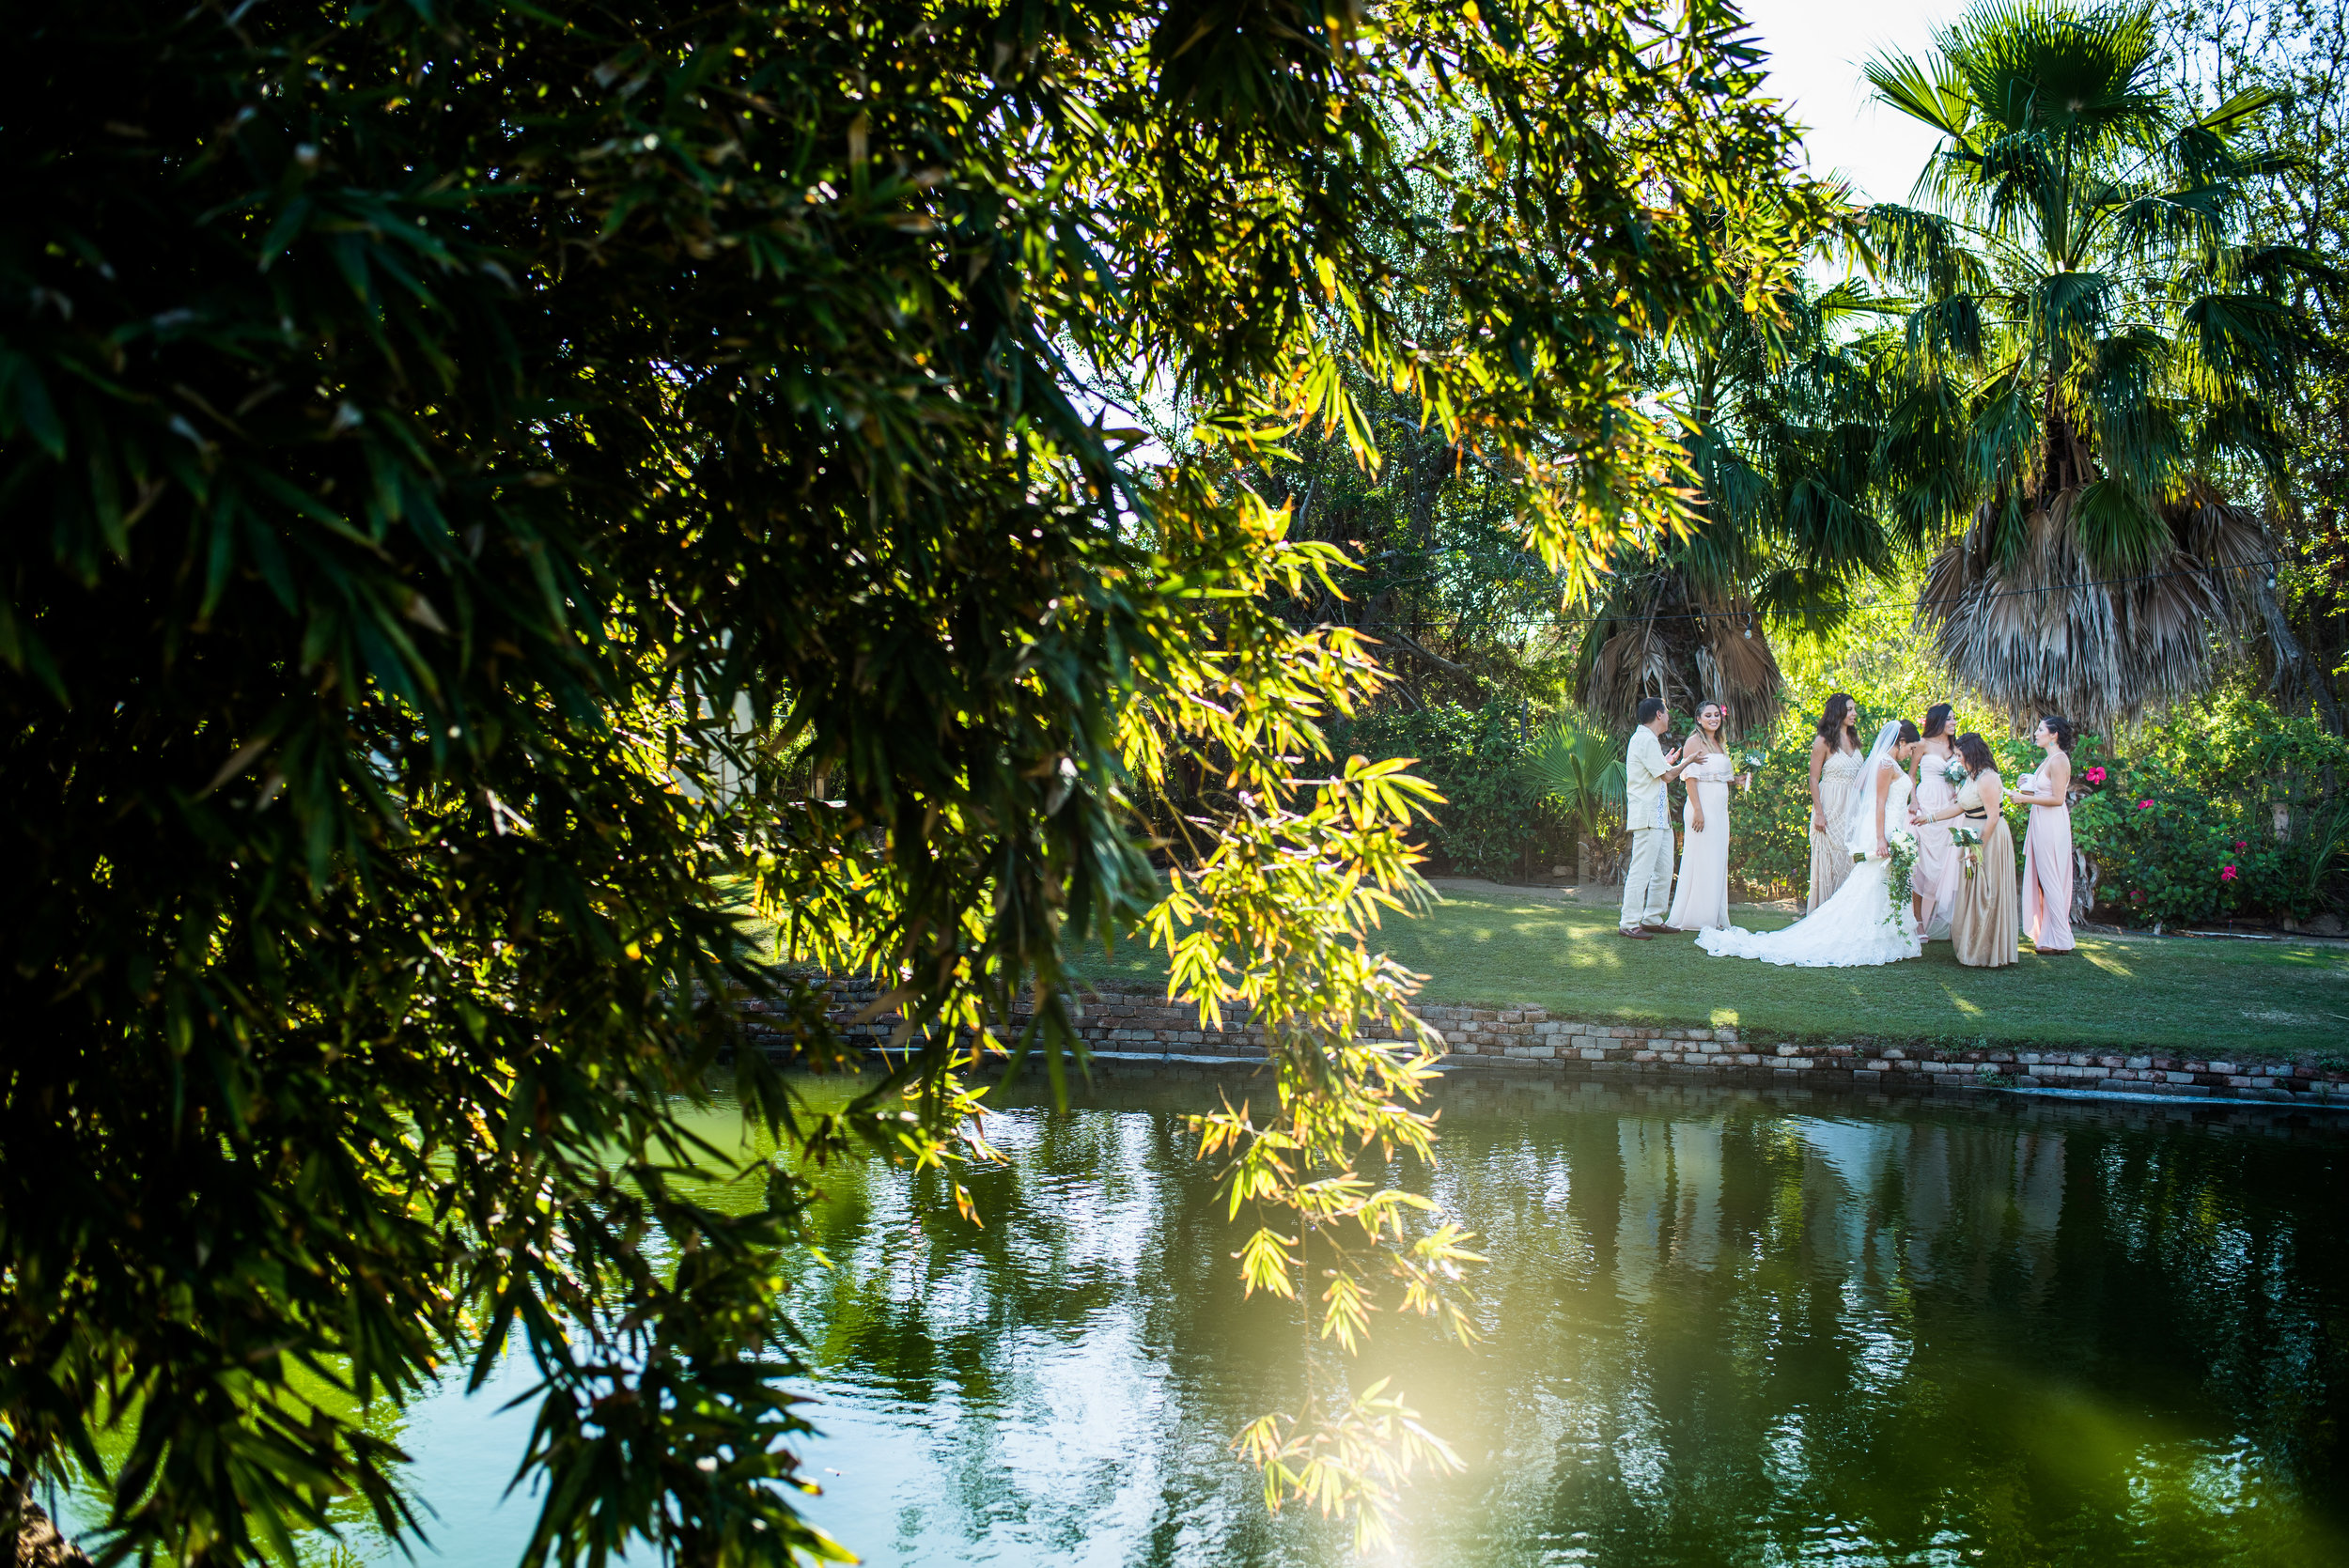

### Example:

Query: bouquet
xmin=1942 ymin=756 xmax=1968 ymax=786
xmin=1883 ymin=825 xmax=1921 ymax=925
xmin=1739 ymin=749 xmax=1765 ymax=791
xmin=1952 ymin=822 xmax=1983 ymax=877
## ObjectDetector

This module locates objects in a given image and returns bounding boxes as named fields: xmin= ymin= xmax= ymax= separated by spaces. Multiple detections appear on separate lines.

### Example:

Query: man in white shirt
xmin=1620 ymin=697 xmax=1689 ymax=939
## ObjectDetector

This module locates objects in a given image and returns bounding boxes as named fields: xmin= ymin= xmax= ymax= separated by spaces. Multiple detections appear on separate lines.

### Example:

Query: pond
xmin=61 ymin=1070 xmax=2349 ymax=1565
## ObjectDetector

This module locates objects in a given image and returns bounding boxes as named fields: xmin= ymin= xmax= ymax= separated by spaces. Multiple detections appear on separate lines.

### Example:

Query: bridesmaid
xmin=1806 ymin=693 xmax=1863 ymax=912
xmin=2009 ymin=714 xmax=2077 ymax=955
xmin=1927 ymin=732 xmax=2017 ymax=967
xmin=1907 ymin=703 xmax=1960 ymax=939
xmin=1667 ymin=700 xmax=1742 ymax=930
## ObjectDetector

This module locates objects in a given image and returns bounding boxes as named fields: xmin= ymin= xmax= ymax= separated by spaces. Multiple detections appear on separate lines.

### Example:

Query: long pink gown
xmin=1909 ymin=752 xmax=1959 ymax=939
xmin=2021 ymin=780 xmax=2074 ymax=953
xmin=1666 ymin=752 xmax=1734 ymax=930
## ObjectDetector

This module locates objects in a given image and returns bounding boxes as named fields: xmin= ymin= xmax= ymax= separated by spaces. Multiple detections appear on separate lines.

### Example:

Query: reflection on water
xmin=778 ymin=1074 xmax=2349 ymax=1567
xmin=60 ymin=1074 xmax=2349 ymax=1566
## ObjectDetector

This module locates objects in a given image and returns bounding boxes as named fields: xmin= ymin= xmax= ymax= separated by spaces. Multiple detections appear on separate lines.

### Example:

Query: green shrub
xmin=1726 ymin=731 xmax=1818 ymax=897
xmin=2018 ymin=692 xmax=2348 ymax=926
xmin=1335 ymin=703 xmax=1569 ymax=880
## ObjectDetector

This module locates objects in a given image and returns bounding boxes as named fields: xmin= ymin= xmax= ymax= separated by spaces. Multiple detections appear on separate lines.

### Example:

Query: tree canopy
xmin=1575 ymin=276 xmax=1897 ymax=739
xmin=0 ymin=1 xmax=1826 ymax=1561
xmin=1864 ymin=0 xmax=2327 ymax=727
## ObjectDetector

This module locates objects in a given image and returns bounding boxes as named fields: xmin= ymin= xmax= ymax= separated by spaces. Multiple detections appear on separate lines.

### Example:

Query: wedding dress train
xmin=1697 ymin=742 xmax=1922 ymax=969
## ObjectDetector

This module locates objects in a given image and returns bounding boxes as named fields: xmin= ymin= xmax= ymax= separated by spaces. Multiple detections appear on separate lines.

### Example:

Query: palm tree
xmin=1864 ymin=0 xmax=2328 ymax=730
xmin=1523 ymin=719 xmax=1626 ymax=881
xmin=1577 ymin=277 xmax=1899 ymax=738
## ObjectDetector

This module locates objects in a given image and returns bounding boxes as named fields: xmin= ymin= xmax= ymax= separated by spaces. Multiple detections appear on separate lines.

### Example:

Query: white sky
xmin=1738 ymin=0 xmax=1961 ymax=206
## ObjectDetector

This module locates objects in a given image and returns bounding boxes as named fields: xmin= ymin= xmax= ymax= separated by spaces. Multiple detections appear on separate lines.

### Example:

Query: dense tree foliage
xmin=1863 ymin=0 xmax=2326 ymax=730
xmin=0 ymin=0 xmax=1825 ymax=1560
xmin=1575 ymin=277 xmax=1895 ymax=739
xmin=2159 ymin=0 xmax=2349 ymax=728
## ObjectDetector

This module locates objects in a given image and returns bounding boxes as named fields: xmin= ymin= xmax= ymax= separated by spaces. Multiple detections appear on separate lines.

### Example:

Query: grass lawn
xmin=1066 ymin=890 xmax=2349 ymax=1057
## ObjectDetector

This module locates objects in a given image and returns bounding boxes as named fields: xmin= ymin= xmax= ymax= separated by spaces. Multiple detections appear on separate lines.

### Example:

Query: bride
xmin=1698 ymin=719 xmax=1924 ymax=968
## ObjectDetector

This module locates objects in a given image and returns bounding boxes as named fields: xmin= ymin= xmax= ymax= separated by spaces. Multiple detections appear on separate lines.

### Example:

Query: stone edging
xmin=735 ymin=978 xmax=2348 ymax=1107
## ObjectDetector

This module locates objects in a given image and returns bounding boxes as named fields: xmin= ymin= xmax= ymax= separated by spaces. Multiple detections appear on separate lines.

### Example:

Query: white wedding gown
xmin=1697 ymin=757 xmax=1923 ymax=968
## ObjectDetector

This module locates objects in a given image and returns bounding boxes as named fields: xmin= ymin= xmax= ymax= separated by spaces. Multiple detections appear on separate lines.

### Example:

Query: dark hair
xmin=2037 ymin=713 xmax=2075 ymax=753
xmin=1895 ymin=720 xmax=1921 ymax=746
xmin=1956 ymin=732 xmax=1996 ymax=776
xmin=1922 ymin=703 xmax=1953 ymax=739
xmin=1815 ymin=693 xmax=1857 ymax=746
xmin=1635 ymin=696 xmax=1667 ymax=726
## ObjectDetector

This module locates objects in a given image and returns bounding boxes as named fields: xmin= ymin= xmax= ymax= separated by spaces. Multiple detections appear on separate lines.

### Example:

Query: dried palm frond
xmin=1576 ymin=570 xmax=1783 ymax=739
xmin=1916 ymin=488 xmax=2264 ymax=732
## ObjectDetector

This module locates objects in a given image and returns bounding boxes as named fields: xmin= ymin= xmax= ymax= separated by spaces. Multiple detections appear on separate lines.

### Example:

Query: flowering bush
xmin=2078 ymin=764 xmax=2296 ymax=924
xmin=2062 ymin=693 xmax=2345 ymax=924
xmin=1971 ymin=694 xmax=2343 ymax=926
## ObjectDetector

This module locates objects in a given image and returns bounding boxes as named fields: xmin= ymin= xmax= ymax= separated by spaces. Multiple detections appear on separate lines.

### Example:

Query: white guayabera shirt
xmin=1624 ymin=727 xmax=1672 ymax=833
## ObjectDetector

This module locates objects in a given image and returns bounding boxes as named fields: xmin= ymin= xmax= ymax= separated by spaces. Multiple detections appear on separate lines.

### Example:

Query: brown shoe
xmin=1641 ymin=924 xmax=1672 ymax=933
xmin=1617 ymin=927 xmax=1654 ymax=940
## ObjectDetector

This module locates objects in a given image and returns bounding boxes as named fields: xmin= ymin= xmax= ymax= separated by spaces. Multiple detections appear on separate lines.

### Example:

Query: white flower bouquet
xmin=1942 ymin=756 xmax=1968 ymax=786
xmin=1884 ymin=826 xmax=1920 ymax=924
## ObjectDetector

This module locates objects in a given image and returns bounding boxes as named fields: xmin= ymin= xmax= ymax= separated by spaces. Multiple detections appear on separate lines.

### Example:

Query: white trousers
xmin=1621 ymin=827 xmax=1673 ymax=931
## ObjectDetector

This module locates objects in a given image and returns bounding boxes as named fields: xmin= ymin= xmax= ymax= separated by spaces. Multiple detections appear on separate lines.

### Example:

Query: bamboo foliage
xmin=0 ymin=0 xmax=1835 ymax=1560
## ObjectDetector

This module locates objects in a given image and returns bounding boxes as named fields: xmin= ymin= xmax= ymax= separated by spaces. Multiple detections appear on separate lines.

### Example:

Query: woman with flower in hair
xmin=1667 ymin=700 xmax=1738 ymax=931
xmin=2008 ymin=714 xmax=2077 ymax=955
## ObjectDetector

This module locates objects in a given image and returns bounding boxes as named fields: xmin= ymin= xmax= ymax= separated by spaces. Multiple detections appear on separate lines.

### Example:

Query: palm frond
xmin=1917 ymin=489 xmax=2265 ymax=729
xmin=1863 ymin=205 xmax=1984 ymax=295
xmin=1524 ymin=722 xmax=1626 ymax=846
xmin=1942 ymin=0 xmax=2164 ymax=149
xmin=1863 ymin=50 xmax=1982 ymax=146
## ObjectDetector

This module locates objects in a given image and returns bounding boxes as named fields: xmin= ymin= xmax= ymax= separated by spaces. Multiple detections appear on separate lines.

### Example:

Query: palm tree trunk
xmin=3 ymin=1489 xmax=90 ymax=1568
xmin=2254 ymin=574 xmax=2344 ymax=733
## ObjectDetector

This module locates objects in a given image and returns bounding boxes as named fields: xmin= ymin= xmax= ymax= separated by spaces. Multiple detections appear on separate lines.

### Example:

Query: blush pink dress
xmin=2020 ymin=771 xmax=2075 ymax=953
xmin=1908 ymin=750 xmax=1960 ymax=939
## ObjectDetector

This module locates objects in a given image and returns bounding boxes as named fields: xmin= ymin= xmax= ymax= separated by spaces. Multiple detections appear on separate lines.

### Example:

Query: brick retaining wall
xmin=736 ymin=978 xmax=2347 ymax=1107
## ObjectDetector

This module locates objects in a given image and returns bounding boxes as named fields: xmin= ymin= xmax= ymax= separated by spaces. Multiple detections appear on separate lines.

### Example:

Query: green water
xmin=60 ymin=1071 xmax=2349 ymax=1564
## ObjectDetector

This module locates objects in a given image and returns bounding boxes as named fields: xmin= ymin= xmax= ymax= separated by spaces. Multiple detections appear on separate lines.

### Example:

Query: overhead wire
xmin=1384 ymin=554 xmax=2284 ymax=632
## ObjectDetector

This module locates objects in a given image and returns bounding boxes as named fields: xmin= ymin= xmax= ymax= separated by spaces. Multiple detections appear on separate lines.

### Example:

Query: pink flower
xmin=2137 ymin=800 xmax=2154 ymax=810
xmin=2084 ymin=765 xmax=2107 ymax=784
xmin=2220 ymin=864 xmax=2239 ymax=881
xmin=2232 ymin=840 xmax=2246 ymax=851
